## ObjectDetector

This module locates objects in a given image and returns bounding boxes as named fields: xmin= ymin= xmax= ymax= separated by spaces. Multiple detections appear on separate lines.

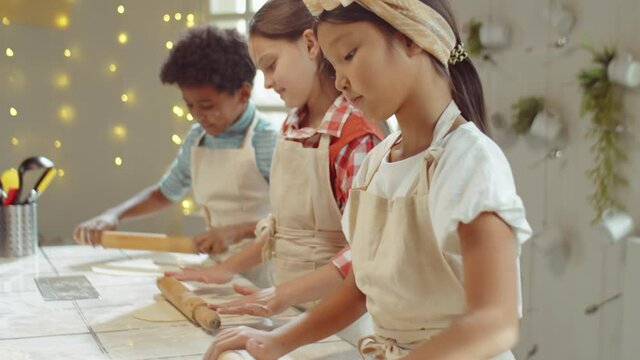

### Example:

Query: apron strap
xmin=318 ymin=132 xmax=332 ymax=152
xmin=431 ymin=101 xmax=462 ymax=146
xmin=359 ymin=132 xmax=402 ymax=190
xmin=195 ymin=129 xmax=207 ymax=146
xmin=240 ymin=108 xmax=260 ymax=149
xmin=359 ymin=101 xmax=462 ymax=192
xmin=193 ymin=131 xmax=213 ymax=228
xmin=417 ymin=101 xmax=462 ymax=194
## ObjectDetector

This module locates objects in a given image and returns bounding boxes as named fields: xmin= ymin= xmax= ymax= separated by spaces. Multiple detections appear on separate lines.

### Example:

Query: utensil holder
xmin=0 ymin=203 xmax=38 ymax=257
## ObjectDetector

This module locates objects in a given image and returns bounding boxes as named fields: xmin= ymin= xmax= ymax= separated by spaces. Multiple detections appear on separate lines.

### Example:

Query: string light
xmin=181 ymin=198 xmax=193 ymax=215
xmin=120 ymin=91 xmax=135 ymax=103
xmin=54 ymin=14 xmax=69 ymax=29
xmin=117 ymin=32 xmax=128 ymax=44
xmin=2 ymin=7 xmax=218 ymax=223
xmin=172 ymin=105 xmax=184 ymax=117
xmin=8 ymin=72 xmax=24 ymax=87
xmin=58 ymin=105 xmax=76 ymax=122
xmin=181 ymin=199 xmax=193 ymax=209
xmin=54 ymin=73 xmax=70 ymax=88
xmin=186 ymin=13 xmax=195 ymax=28
xmin=112 ymin=125 xmax=127 ymax=139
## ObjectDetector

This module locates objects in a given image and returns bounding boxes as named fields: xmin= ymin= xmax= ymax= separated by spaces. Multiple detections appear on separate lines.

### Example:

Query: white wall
xmin=451 ymin=0 xmax=640 ymax=358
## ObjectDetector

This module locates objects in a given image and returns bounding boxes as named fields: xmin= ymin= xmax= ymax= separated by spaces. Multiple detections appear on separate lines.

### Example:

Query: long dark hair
xmin=316 ymin=1 xmax=487 ymax=133
xmin=249 ymin=0 xmax=335 ymax=80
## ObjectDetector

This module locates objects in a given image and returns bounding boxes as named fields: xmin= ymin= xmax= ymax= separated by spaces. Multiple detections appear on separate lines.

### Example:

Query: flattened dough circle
xmin=218 ymin=350 xmax=253 ymax=359
xmin=132 ymin=300 xmax=186 ymax=322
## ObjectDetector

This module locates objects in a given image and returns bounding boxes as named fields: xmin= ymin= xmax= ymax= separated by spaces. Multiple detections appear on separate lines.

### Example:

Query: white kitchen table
xmin=0 ymin=245 xmax=359 ymax=359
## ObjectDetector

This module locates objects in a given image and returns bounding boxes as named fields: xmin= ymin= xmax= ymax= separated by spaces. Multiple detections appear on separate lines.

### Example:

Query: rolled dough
xmin=132 ymin=300 xmax=186 ymax=322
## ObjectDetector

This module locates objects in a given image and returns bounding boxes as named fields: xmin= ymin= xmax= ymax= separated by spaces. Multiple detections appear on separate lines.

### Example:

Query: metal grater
xmin=34 ymin=275 xmax=100 ymax=301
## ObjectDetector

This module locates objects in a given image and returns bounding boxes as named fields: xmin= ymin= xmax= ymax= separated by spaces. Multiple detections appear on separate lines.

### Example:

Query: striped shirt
xmin=159 ymin=102 xmax=278 ymax=202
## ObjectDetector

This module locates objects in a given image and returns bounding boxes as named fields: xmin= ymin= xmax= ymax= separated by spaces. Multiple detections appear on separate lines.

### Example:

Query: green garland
xmin=465 ymin=19 xmax=484 ymax=58
xmin=511 ymin=96 xmax=545 ymax=135
xmin=577 ymin=46 xmax=628 ymax=223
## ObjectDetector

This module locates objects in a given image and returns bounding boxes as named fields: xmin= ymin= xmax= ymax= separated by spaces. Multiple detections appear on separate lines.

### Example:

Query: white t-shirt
xmin=342 ymin=121 xmax=532 ymax=314
xmin=346 ymin=122 xmax=531 ymax=247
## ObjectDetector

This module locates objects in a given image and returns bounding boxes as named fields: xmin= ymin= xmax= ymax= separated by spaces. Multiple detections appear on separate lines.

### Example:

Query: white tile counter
xmin=0 ymin=246 xmax=359 ymax=359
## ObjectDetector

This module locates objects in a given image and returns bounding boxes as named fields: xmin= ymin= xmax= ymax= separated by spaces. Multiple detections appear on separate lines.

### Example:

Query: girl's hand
xmin=193 ymin=227 xmax=233 ymax=254
xmin=209 ymin=284 xmax=290 ymax=317
xmin=203 ymin=327 xmax=287 ymax=360
xmin=164 ymin=265 xmax=235 ymax=284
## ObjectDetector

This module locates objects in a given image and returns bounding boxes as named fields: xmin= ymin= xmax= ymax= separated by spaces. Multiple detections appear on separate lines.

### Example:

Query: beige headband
xmin=303 ymin=0 xmax=459 ymax=68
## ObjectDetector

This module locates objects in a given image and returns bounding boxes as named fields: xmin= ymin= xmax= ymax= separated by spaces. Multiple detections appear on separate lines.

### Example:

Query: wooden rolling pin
xmin=157 ymin=276 xmax=221 ymax=331
xmin=101 ymin=231 xmax=196 ymax=253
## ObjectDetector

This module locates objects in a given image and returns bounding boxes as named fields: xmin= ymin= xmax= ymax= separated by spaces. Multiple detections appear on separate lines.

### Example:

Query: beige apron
xmin=263 ymin=133 xmax=347 ymax=302
xmin=191 ymin=111 xmax=271 ymax=286
xmin=191 ymin=111 xmax=271 ymax=228
xmin=346 ymin=101 xmax=515 ymax=360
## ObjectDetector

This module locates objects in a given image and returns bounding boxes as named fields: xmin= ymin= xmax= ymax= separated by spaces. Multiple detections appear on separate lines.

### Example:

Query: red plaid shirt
xmin=281 ymin=95 xmax=379 ymax=211
xmin=282 ymin=95 xmax=378 ymax=278
xmin=331 ymin=247 xmax=352 ymax=277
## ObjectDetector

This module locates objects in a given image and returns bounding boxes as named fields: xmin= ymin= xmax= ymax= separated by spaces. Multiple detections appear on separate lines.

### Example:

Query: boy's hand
xmin=73 ymin=213 xmax=119 ymax=246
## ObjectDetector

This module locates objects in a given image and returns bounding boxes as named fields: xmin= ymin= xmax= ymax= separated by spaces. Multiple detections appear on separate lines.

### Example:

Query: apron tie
xmin=258 ymin=215 xmax=277 ymax=263
xmin=257 ymin=215 xmax=277 ymax=286
xmin=261 ymin=217 xmax=346 ymax=264
xmin=357 ymin=335 xmax=406 ymax=360
xmin=425 ymin=146 xmax=443 ymax=163
xmin=260 ymin=214 xmax=346 ymax=286
xmin=423 ymin=146 xmax=443 ymax=190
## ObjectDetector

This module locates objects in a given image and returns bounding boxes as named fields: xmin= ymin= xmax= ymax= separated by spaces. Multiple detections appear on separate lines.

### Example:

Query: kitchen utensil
xmin=157 ymin=276 xmax=221 ymax=331
xmin=101 ymin=231 xmax=196 ymax=253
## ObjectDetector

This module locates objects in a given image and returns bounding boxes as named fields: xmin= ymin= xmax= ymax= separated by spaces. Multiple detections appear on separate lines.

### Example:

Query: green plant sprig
xmin=466 ymin=19 xmax=484 ymax=58
xmin=577 ymin=45 xmax=628 ymax=223
xmin=511 ymin=96 xmax=545 ymax=135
